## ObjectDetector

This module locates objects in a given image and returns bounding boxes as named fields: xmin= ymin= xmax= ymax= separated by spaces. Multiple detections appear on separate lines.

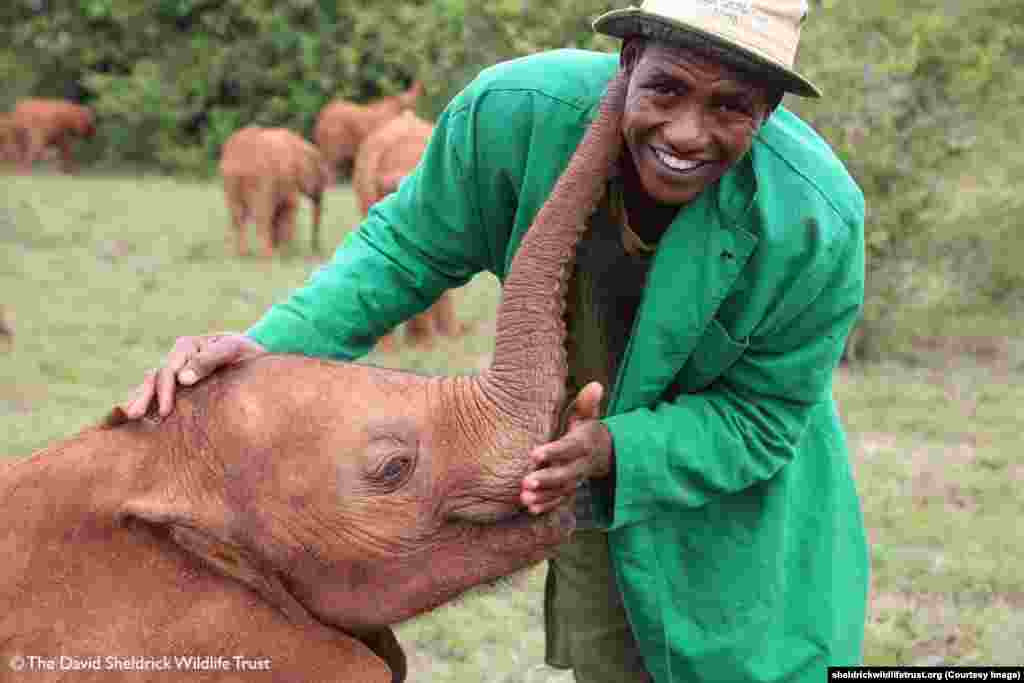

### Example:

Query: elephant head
xmin=106 ymin=71 xmax=629 ymax=645
xmin=72 ymin=104 xmax=97 ymax=139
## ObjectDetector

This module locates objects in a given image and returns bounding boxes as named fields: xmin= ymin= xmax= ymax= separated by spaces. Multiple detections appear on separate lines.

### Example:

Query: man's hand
xmin=521 ymin=382 xmax=614 ymax=515
xmin=120 ymin=333 xmax=267 ymax=419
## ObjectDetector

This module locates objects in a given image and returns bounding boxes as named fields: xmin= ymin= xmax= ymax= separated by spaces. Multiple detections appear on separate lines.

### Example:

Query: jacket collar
xmin=606 ymin=154 xmax=760 ymax=414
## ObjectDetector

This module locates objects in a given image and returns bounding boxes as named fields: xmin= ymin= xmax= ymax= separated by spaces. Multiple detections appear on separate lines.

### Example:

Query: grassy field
xmin=2 ymin=170 xmax=1022 ymax=677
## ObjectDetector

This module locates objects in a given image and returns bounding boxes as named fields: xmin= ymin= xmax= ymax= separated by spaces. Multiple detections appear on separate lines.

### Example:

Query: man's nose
xmin=663 ymin=102 xmax=711 ymax=148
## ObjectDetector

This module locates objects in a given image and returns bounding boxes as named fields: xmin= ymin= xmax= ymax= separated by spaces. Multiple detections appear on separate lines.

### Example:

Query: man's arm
xmin=123 ymin=79 xmax=519 ymax=419
xmin=245 ymin=98 xmax=497 ymax=359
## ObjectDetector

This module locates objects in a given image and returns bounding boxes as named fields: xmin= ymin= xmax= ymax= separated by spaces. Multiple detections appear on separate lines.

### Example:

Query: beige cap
xmin=594 ymin=0 xmax=821 ymax=98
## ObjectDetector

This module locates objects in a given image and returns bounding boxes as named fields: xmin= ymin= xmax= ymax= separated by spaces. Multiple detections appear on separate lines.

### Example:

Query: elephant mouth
xmin=453 ymin=504 xmax=575 ymax=537
xmin=444 ymin=499 xmax=522 ymax=524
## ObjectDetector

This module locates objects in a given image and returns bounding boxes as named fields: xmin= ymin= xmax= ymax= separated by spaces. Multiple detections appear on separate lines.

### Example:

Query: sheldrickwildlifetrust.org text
xmin=829 ymin=668 xmax=1022 ymax=681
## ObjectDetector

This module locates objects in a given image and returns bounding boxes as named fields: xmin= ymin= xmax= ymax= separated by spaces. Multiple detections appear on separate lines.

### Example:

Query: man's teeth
xmin=654 ymin=148 xmax=702 ymax=171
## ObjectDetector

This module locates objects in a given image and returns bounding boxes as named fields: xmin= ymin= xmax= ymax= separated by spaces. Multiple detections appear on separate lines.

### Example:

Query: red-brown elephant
xmin=0 ymin=114 xmax=25 ymax=166
xmin=0 ymin=73 xmax=629 ymax=682
xmin=11 ymin=98 xmax=96 ymax=174
xmin=220 ymin=126 xmax=330 ymax=258
xmin=313 ymin=81 xmax=421 ymax=184
xmin=352 ymin=110 xmax=466 ymax=352
xmin=0 ymin=305 xmax=11 ymax=350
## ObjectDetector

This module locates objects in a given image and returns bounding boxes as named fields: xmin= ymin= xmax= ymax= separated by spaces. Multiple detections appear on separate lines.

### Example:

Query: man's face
xmin=621 ymin=42 xmax=775 ymax=207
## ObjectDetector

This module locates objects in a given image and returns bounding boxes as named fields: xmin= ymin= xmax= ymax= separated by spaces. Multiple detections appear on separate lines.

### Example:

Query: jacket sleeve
xmin=594 ymin=211 xmax=865 ymax=530
xmin=244 ymin=94 xmax=500 ymax=359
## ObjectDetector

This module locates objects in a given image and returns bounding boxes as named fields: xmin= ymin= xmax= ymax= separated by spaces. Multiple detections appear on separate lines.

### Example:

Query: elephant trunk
xmin=479 ymin=71 xmax=628 ymax=441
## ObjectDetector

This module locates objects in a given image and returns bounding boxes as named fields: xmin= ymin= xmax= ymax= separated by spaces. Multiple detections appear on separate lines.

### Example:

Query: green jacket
xmin=248 ymin=50 xmax=869 ymax=682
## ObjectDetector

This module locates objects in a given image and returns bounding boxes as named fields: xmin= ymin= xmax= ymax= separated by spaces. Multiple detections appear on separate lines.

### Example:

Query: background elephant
xmin=219 ymin=126 xmax=330 ymax=258
xmin=0 ymin=113 xmax=25 ymax=165
xmin=313 ymin=81 xmax=421 ymax=184
xmin=352 ymin=111 xmax=465 ymax=352
xmin=0 ymin=72 xmax=627 ymax=682
xmin=0 ymin=305 xmax=11 ymax=350
xmin=11 ymin=98 xmax=95 ymax=174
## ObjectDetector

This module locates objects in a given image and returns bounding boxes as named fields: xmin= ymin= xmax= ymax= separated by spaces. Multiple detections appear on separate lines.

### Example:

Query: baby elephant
xmin=352 ymin=111 xmax=465 ymax=352
xmin=313 ymin=81 xmax=422 ymax=184
xmin=11 ymin=98 xmax=96 ymax=174
xmin=0 ymin=305 xmax=11 ymax=349
xmin=0 ymin=356 xmax=577 ymax=681
xmin=0 ymin=114 xmax=25 ymax=165
xmin=219 ymin=126 xmax=330 ymax=258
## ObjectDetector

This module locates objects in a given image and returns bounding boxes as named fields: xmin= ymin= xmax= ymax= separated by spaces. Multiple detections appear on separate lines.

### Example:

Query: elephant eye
xmin=370 ymin=452 xmax=416 ymax=490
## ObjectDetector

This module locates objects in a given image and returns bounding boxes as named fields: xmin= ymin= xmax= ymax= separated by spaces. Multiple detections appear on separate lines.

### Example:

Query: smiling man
xmin=125 ymin=2 xmax=868 ymax=681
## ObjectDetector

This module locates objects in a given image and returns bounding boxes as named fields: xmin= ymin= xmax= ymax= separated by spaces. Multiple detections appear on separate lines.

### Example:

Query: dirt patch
xmin=912 ymin=335 xmax=1012 ymax=366
xmin=911 ymin=469 xmax=979 ymax=513
xmin=853 ymin=434 xmax=984 ymax=513
xmin=0 ymin=383 xmax=46 ymax=415
xmin=907 ymin=443 xmax=981 ymax=513
xmin=855 ymin=432 xmax=900 ymax=460
xmin=869 ymin=588 xmax=1024 ymax=663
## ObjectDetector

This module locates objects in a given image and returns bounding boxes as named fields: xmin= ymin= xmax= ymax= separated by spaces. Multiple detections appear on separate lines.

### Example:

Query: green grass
xmin=836 ymin=357 xmax=1024 ymax=665
xmin=0 ymin=171 xmax=502 ymax=456
xmin=2 ymin=171 xmax=1022 ymax=677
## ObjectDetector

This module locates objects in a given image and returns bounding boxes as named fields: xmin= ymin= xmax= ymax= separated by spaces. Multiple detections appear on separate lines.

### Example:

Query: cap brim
xmin=593 ymin=8 xmax=821 ymax=98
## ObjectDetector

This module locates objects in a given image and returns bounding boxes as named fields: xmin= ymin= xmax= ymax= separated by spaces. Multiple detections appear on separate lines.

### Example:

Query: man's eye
xmin=719 ymin=100 xmax=752 ymax=116
xmin=648 ymin=82 xmax=678 ymax=96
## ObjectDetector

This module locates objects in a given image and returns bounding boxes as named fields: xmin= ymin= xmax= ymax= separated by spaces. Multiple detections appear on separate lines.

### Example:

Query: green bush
xmin=0 ymin=1 xmax=620 ymax=173
xmin=792 ymin=0 xmax=1024 ymax=357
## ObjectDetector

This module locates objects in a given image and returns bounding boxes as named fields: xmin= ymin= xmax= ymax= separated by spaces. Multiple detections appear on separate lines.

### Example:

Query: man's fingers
xmin=566 ymin=381 xmax=604 ymax=429
xmin=156 ymin=336 xmax=206 ymax=416
xmin=121 ymin=370 xmax=157 ymax=418
xmin=530 ymin=435 xmax=584 ymax=467
xmin=155 ymin=366 xmax=181 ymax=418
xmin=524 ymin=458 xmax=588 ymax=496
xmin=526 ymin=493 xmax=569 ymax=515
xmin=178 ymin=338 xmax=231 ymax=385
xmin=179 ymin=336 xmax=264 ymax=384
xmin=166 ymin=336 xmax=201 ymax=371
xmin=117 ymin=333 xmax=258 ymax=423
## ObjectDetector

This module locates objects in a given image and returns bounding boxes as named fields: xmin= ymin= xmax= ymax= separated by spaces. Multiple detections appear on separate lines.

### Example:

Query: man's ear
xmin=619 ymin=37 xmax=644 ymax=74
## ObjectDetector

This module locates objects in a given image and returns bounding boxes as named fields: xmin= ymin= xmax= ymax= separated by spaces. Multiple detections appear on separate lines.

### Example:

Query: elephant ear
xmin=116 ymin=498 xmax=316 ymax=627
xmin=118 ymin=499 xmax=404 ymax=681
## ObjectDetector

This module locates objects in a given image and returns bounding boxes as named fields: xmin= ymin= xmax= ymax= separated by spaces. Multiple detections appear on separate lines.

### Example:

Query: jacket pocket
xmin=672 ymin=317 xmax=748 ymax=395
